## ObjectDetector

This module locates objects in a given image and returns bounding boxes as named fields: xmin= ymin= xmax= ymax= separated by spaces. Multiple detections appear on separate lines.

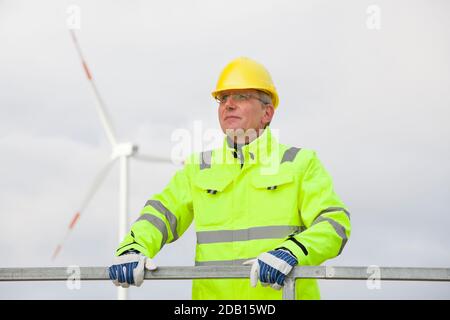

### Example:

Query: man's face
xmin=217 ymin=89 xmax=274 ymax=137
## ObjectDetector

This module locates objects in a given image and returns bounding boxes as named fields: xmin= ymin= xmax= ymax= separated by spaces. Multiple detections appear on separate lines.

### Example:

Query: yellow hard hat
xmin=212 ymin=57 xmax=279 ymax=109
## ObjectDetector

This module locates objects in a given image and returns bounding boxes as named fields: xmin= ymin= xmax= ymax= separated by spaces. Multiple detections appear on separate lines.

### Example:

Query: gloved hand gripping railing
xmin=1 ymin=266 xmax=449 ymax=300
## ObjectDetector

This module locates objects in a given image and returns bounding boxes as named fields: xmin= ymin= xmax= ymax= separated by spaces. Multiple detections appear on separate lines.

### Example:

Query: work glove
xmin=243 ymin=248 xmax=298 ymax=290
xmin=108 ymin=249 xmax=157 ymax=288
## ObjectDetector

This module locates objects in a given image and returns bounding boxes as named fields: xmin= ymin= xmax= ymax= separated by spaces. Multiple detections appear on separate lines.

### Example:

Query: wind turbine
xmin=52 ymin=29 xmax=174 ymax=300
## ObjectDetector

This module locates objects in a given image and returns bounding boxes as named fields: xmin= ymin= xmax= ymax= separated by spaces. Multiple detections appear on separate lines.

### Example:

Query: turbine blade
xmin=51 ymin=158 xmax=117 ymax=261
xmin=132 ymin=153 xmax=175 ymax=164
xmin=69 ymin=29 xmax=118 ymax=147
xmin=79 ymin=158 xmax=117 ymax=213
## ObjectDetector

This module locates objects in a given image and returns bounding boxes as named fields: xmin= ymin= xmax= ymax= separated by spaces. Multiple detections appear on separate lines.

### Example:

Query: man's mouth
xmin=224 ymin=116 xmax=241 ymax=121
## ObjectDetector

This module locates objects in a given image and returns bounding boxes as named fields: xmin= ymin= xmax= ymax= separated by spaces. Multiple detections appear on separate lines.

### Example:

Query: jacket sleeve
xmin=280 ymin=151 xmax=351 ymax=266
xmin=115 ymin=159 xmax=194 ymax=258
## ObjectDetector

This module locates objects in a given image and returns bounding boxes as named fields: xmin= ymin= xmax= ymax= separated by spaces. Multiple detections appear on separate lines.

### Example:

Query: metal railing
xmin=1 ymin=266 xmax=449 ymax=299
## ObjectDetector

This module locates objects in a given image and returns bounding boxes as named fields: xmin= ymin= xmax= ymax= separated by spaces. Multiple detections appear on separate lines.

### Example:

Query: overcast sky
xmin=0 ymin=0 xmax=449 ymax=299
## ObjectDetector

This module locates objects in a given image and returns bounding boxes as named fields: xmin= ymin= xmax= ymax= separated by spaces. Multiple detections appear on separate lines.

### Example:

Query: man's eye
xmin=220 ymin=94 xmax=229 ymax=102
xmin=235 ymin=94 xmax=247 ymax=101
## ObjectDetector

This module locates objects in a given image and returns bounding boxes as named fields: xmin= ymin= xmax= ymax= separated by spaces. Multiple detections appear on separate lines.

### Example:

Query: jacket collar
xmin=222 ymin=127 xmax=277 ymax=165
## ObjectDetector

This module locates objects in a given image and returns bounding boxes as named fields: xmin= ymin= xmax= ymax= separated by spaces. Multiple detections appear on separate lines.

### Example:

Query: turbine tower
xmin=52 ymin=30 xmax=174 ymax=300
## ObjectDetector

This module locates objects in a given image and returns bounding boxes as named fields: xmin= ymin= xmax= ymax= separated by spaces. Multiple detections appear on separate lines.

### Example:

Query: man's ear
xmin=262 ymin=105 xmax=275 ymax=127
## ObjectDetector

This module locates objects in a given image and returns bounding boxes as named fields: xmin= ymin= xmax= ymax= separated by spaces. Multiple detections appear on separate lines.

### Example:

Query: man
xmin=108 ymin=57 xmax=351 ymax=299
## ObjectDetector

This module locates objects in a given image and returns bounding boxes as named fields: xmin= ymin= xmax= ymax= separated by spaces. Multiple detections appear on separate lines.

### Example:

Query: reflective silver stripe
xmin=281 ymin=147 xmax=301 ymax=163
xmin=319 ymin=207 xmax=351 ymax=220
xmin=145 ymin=200 xmax=179 ymax=240
xmin=197 ymin=225 xmax=304 ymax=244
xmin=200 ymin=150 xmax=212 ymax=170
xmin=312 ymin=216 xmax=348 ymax=255
xmin=136 ymin=214 xmax=168 ymax=249
xmin=289 ymin=226 xmax=306 ymax=237
xmin=195 ymin=258 xmax=254 ymax=266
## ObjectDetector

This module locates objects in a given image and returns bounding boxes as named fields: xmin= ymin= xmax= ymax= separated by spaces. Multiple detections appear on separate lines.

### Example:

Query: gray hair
xmin=257 ymin=90 xmax=273 ymax=105
xmin=256 ymin=90 xmax=273 ymax=128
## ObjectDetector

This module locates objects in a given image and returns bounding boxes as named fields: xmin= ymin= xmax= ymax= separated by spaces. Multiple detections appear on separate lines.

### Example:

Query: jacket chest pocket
xmin=249 ymin=173 xmax=298 ymax=225
xmin=192 ymin=173 xmax=233 ymax=228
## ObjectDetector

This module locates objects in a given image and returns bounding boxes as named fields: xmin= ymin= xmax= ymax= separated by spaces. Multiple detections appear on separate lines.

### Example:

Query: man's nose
xmin=225 ymin=99 xmax=237 ymax=110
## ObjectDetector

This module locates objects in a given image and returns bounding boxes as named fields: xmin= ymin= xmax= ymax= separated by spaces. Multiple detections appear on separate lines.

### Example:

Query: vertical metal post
xmin=282 ymin=275 xmax=296 ymax=300
xmin=117 ymin=155 xmax=129 ymax=300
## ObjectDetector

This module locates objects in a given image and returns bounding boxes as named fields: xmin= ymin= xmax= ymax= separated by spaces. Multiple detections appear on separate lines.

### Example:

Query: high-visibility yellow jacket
xmin=116 ymin=128 xmax=351 ymax=299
